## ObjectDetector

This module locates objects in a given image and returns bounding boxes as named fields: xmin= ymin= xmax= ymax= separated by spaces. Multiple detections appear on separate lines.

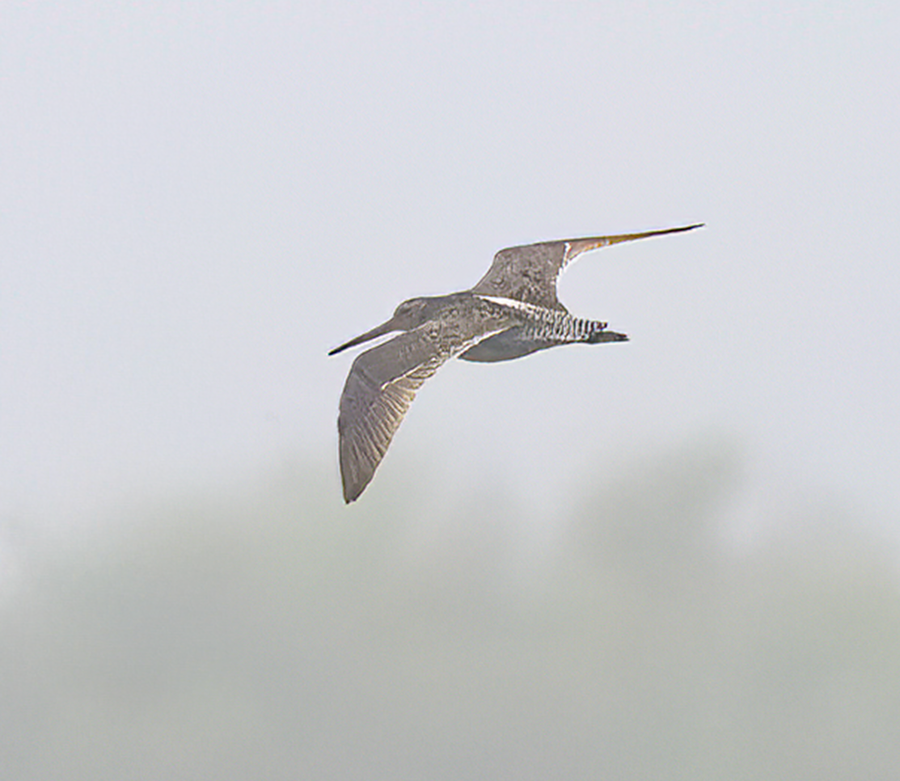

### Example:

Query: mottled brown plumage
xmin=329 ymin=224 xmax=702 ymax=502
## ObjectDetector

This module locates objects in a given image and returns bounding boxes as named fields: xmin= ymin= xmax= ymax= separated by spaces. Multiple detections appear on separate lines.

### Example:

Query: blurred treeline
xmin=2 ymin=439 xmax=899 ymax=779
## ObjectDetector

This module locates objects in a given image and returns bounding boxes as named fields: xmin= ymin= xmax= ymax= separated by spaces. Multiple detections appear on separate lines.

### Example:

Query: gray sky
xmin=2 ymin=2 xmax=899 ymax=533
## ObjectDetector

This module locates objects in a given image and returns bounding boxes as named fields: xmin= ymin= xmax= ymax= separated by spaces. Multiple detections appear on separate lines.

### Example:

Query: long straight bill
xmin=328 ymin=317 xmax=400 ymax=356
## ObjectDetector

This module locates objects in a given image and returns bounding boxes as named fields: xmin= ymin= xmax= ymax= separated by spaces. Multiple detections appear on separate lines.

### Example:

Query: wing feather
xmin=470 ymin=224 xmax=703 ymax=309
xmin=337 ymin=329 xmax=454 ymax=503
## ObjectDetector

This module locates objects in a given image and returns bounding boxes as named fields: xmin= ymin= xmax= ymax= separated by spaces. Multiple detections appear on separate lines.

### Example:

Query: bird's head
xmin=328 ymin=297 xmax=435 ymax=356
xmin=391 ymin=297 xmax=434 ymax=328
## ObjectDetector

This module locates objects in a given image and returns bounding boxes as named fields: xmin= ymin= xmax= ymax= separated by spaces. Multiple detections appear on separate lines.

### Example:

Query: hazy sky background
xmin=3 ymin=4 xmax=900 ymax=778
xmin=3 ymin=2 xmax=899 ymax=534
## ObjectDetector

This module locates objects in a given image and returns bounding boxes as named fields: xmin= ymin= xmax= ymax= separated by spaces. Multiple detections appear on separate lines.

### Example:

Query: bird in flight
xmin=329 ymin=223 xmax=703 ymax=502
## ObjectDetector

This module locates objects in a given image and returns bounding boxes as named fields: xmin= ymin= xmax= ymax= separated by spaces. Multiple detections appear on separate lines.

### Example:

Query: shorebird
xmin=329 ymin=223 xmax=703 ymax=502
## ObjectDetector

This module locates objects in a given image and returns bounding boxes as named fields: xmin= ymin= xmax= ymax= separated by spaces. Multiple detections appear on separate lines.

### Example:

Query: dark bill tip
xmin=328 ymin=316 xmax=400 ymax=356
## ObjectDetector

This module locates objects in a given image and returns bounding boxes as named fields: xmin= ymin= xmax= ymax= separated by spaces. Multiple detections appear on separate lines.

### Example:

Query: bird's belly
xmin=459 ymin=327 xmax=554 ymax=362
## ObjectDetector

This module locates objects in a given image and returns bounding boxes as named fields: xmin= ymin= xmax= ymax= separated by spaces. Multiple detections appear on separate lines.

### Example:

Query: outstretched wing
xmin=337 ymin=327 xmax=458 ymax=503
xmin=470 ymin=224 xmax=703 ymax=310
